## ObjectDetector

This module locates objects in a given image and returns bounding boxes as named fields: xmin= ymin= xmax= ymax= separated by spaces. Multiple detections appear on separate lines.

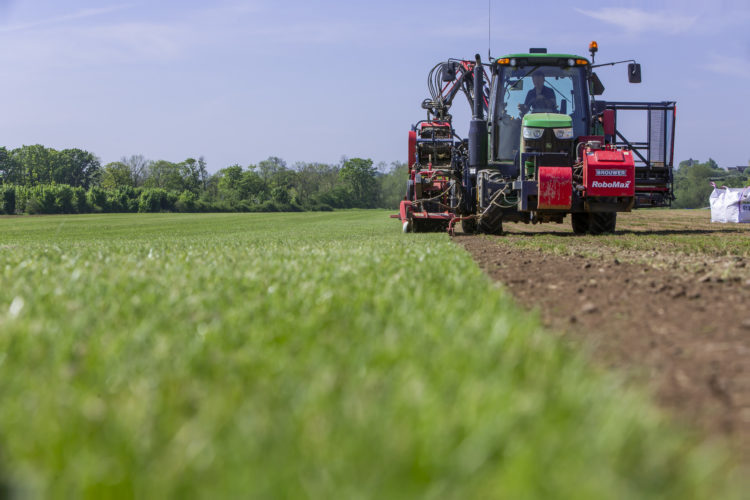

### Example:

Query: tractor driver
xmin=518 ymin=71 xmax=557 ymax=114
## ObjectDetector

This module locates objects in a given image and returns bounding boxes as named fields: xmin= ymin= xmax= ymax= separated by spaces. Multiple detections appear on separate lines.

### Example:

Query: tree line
xmin=0 ymin=145 xmax=408 ymax=215
xmin=1 ymin=144 xmax=746 ymax=215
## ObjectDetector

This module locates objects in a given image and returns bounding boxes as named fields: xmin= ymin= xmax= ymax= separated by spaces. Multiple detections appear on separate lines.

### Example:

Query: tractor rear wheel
xmin=461 ymin=217 xmax=477 ymax=234
xmin=571 ymin=213 xmax=589 ymax=234
xmin=589 ymin=212 xmax=617 ymax=235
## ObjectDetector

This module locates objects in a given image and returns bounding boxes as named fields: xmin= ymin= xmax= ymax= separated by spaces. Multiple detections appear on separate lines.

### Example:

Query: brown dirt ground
xmin=455 ymin=211 xmax=750 ymax=463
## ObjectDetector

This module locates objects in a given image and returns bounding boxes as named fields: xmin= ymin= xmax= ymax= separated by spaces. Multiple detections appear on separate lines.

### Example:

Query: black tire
xmin=589 ymin=212 xmax=616 ymax=235
xmin=406 ymin=180 xmax=414 ymax=201
xmin=461 ymin=217 xmax=477 ymax=234
xmin=571 ymin=213 xmax=589 ymax=234
xmin=478 ymin=213 xmax=503 ymax=235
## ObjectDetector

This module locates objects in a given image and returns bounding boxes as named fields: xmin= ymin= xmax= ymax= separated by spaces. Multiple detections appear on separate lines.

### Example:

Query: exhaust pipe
xmin=473 ymin=54 xmax=484 ymax=120
xmin=469 ymin=54 xmax=487 ymax=171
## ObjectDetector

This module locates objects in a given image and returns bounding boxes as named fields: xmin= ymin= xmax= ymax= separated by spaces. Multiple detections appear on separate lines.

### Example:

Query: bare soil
xmin=455 ymin=211 xmax=750 ymax=462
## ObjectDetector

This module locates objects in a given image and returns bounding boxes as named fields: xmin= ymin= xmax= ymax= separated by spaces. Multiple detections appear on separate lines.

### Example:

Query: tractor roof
xmin=499 ymin=53 xmax=590 ymax=63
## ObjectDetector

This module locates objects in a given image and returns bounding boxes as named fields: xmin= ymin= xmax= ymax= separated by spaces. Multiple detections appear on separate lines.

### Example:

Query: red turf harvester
xmin=394 ymin=43 xmax=676 ymax=235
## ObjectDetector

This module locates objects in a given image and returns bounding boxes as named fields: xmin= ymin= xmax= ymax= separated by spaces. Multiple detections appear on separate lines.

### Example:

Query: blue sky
xmin=0 ymin=0 xmax=748 ymax=172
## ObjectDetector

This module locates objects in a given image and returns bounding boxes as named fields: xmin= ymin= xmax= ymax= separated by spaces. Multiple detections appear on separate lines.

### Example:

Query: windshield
xmin=492 ymin=64 xmax=588 ymax=161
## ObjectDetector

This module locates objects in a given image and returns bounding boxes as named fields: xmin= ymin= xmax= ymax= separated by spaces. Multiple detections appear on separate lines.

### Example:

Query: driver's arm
xmin=518 ymin=90 xmax=533 ymax=113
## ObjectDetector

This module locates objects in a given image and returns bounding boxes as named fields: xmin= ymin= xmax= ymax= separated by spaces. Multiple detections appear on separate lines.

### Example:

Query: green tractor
xmin=398 ymin=43 xmax=675 ymax=234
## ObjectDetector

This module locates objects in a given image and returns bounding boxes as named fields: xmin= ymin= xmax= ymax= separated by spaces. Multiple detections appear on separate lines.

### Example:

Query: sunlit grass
xmin=0 ymin=211 xmax=740 ymax=498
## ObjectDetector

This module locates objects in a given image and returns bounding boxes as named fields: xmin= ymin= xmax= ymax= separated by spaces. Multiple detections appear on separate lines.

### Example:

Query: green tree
xmin=216 ymin=165 xmax=269 ymax=204
xmin=241 ymin=169 xmax=267 ymax=203
xmin=197 ymin=157 xmax=209 ymax=191
xmin=253 ymin=157 xmax=294 ymax=204
xmin=256 ymin=156 xmax=287 ymax=181
xmin=217 ymin=165 xmax=244 ymax=203
xmin=56 ymin=148 xmax=101 ymax=187
xmin=12 ymin=145 xmax=57 ymax=185
xmin=271 ymin=185 xmax=290 ymax=204
xmin=7 ymin=145 xmax=100 ymax=188
xmin=377 ymin=161 xmax=408 ymax=209
xmin=144 ymin=161 xmax=185 ymax=191
xmin=673 ymin=158 xmax=725 ymax=208
xmin=121 ymin=155 xmax=151 ymax=187
xmin=179 ymin=158 xmax=203 ymax=194
xmin=100 ymin=162 xmax=135 ymax=189
xmin=291 ymin=162 xmax=339 ymax=207
xmin=339 ymin=157 xmax=378 ymax=208
xmin=0 ymin=147 xmax=19 ymax=184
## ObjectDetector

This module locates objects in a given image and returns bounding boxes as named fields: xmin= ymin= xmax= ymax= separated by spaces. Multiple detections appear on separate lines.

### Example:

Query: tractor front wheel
xmin=571 ymin=213 xmax=589 ymax=234
xmin=589 ymin=212 xmax=617 ymax=235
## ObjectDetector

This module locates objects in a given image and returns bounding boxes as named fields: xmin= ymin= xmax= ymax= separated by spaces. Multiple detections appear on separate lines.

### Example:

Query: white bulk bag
xmin=710 ymin=183 xmax=750 ymax=223
xmin=709 ymin=185 xmax=726 ymax=223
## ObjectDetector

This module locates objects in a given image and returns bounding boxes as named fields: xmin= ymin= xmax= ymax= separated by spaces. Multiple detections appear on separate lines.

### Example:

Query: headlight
xmin=553 ymin=127 xmax=574 ymax=139
xmin=522 ymin=127 xmax=544 ymax=139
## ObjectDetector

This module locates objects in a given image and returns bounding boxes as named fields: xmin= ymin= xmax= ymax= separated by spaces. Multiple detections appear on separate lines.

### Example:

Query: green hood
xmin=522 ymin=113 xmax=572 ymax=128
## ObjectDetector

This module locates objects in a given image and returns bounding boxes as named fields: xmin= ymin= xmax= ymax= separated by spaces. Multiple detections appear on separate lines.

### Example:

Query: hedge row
xmin=0 ymin=184 xmax=324 ymax=215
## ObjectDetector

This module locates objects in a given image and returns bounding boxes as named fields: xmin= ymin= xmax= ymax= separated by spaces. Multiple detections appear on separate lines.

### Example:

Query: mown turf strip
xmin=0 ymin=211 xmax=741 ymax=498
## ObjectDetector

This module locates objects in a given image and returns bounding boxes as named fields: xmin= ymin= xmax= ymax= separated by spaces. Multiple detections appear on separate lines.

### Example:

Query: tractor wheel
xmin=571 ymin=213 xmax=589 ymax=235
xmin=589 ymin=212 xmax=617 ymax=235
xmin=478 ymin=213 xmax=503 ymax=235
xmin=461 ymin=217 xmax=478 ymax=234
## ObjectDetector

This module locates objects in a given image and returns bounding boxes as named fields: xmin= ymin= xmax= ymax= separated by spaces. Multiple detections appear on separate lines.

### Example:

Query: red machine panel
xmin=538 ymin=166 xmax=572 ymax=210
xmin=583 ymin=148 xmax=635 ymax=197
xmin=408 ymin=130 xmax=416 ymax=168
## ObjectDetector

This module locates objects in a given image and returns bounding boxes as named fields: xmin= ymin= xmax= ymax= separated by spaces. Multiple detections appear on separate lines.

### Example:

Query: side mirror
xmin=628 ymin=63 xmax=642 ymax=83
xmin=560 ymin=100 xmax=567 ymax=114
xmin=590 ymin=72 xmax=605 ymax=96
xmin=509 ymin=79 xmax=523 ymax=91
xmin=441 ymin=62 xmax=457 ymax=82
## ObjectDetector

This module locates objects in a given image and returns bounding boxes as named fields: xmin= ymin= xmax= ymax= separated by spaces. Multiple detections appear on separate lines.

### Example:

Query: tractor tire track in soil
xmin=457 ymin=233 xmax=750 ymax=463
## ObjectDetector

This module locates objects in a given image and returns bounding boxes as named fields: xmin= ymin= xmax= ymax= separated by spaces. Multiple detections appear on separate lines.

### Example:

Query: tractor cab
xmin=489 ymin=54 xmax=591 ymax=167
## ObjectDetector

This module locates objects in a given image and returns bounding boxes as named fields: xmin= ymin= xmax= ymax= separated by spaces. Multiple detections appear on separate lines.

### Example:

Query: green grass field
xmin=0 ymin=211 xmax=741 ymax=498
